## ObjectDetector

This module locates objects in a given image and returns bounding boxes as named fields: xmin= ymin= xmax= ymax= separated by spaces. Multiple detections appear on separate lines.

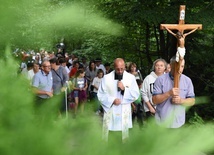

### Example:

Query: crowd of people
xmin=18 ymin=48 xmax=195 ymax=142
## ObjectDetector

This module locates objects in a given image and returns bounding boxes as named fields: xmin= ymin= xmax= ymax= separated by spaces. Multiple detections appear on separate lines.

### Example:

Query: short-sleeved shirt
xmin=153 ymin=73 xmax=195 ymax=128
xmin=92 ymin=77 xmax=102 ymax=93
xmin=73 ymin=77 xmax=86 ymax=89
xmin=32 ymin=70 xmax=53 ymax=99
xmin=96 ymin=64 xmax=106 ymax=74
xmin=85 ymin=68 xmax=97 ymax=83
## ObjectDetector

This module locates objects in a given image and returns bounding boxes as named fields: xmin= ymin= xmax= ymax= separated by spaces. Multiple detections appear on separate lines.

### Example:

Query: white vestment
xmin=97 ymin=70 xmax=139 ymax=141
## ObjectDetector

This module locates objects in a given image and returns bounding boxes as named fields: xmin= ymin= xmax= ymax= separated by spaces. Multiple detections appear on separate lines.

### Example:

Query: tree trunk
xmin=159 ymin=27 xmax=167 ymax=61
xmin=145 ymin=22 xmax=153 ymax=66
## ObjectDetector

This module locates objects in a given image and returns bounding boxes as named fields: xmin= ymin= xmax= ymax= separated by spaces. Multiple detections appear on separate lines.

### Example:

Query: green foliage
xmin=0 ymin=0 xmax=123 ymax=51
xmin=188 ymin=112 xmax=205 ymax=126
xmin=1 ymin=48 xmax=214 ymax=155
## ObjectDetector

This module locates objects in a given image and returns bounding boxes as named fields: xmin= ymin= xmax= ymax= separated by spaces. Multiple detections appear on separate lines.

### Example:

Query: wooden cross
xmin=160 ymin=5 xmax=202 ymax=88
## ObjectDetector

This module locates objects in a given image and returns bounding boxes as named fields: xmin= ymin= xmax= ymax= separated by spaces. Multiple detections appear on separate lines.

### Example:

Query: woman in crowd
xmin=85 ymin=60 xmax=97 ymax=98
xmin=128 ymin=62 xmax=143 ymax=80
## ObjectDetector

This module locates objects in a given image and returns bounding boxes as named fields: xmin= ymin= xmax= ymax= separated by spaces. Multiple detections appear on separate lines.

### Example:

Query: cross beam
xmin=160 ymin=5 xmax=202 ymax=88
xmin=160 ymin=24 xmax=202 ymax=31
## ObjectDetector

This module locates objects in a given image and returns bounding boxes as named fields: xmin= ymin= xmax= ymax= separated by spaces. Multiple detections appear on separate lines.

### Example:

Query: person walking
xmin=152 ymin=56 xmax=195 ymax=128
xmin=142 ymin=59 xmax=167 ymax=120
xmin=97 ymin=58 xmax=139 ymax=142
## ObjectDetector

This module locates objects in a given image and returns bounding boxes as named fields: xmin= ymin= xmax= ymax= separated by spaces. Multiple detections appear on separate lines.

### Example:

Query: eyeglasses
xmin=43 ymin=65 xmax=51 ymax=68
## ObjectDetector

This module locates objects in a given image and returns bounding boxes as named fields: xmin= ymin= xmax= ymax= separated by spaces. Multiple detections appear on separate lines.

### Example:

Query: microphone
xmin=117 ymin=74 xmax=122 ymax=91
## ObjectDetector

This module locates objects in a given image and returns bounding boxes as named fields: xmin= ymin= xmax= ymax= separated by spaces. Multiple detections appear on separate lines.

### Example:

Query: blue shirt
xmin=32 ymin=70 xmax=53 ymax=99
xmin=153 ymin=73 xmax=195 ymax=128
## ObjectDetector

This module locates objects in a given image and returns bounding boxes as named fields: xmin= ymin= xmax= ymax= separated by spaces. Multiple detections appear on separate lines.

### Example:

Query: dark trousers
xmin=132 ymin=103 xmax=144 ymax=128
xmin=145 ymin=111 xmax=155 ymax=120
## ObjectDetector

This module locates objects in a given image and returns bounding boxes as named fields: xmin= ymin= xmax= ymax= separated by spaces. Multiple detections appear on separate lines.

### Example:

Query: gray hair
xmin=151 ymin=58 xmax=167 ymax=71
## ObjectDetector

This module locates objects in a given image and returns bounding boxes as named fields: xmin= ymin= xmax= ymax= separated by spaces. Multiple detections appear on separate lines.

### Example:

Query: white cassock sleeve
xmin=97 ymin=71 xmax=139 ymax=113
xmin=97 ymin=74 xmax=116 ymax=113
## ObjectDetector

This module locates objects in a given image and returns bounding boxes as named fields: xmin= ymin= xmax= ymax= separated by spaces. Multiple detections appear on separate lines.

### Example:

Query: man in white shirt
xmin=27 ymin=62 xmax=40 ymax=82
xmin=95 ymin=58 xmax=106 ymax=74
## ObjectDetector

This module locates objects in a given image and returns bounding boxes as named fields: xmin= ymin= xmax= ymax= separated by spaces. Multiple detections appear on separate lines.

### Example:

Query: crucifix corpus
xmin=160 ymin=5 xmax=202 ymax=88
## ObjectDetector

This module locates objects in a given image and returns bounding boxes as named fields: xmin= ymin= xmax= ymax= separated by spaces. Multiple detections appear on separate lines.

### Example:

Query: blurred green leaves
xmin=0 ymin=0 xmax=122 ymax=49
xmin=0 ymin=47 xmax=214 ymax=155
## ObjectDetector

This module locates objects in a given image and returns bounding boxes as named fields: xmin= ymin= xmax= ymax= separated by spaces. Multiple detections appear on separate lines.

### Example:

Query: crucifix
xmin=160 ymin=5 xmax=202 ymax=88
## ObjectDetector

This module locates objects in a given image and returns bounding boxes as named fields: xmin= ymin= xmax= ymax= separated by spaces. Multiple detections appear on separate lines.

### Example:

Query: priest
xmin=98 ymin=58 xmax=139 ymax=142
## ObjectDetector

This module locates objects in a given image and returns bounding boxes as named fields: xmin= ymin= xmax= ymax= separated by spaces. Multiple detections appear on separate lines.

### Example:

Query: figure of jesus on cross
xmin=164 ymin=26 xmax=199 ymax=62
xmin=160 ymin=5 xmax=202 ymax=87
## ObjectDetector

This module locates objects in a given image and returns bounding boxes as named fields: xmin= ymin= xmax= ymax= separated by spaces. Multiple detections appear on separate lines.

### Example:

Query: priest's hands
xmin=113 ymin=98 xmax=121 ymax=105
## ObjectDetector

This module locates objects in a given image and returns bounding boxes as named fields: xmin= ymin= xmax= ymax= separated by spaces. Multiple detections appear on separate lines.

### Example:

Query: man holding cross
xmin=152 ymin=5 xmax=200 ymax=128
xmin=152 ymin=56 xmax=195 ymax=128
